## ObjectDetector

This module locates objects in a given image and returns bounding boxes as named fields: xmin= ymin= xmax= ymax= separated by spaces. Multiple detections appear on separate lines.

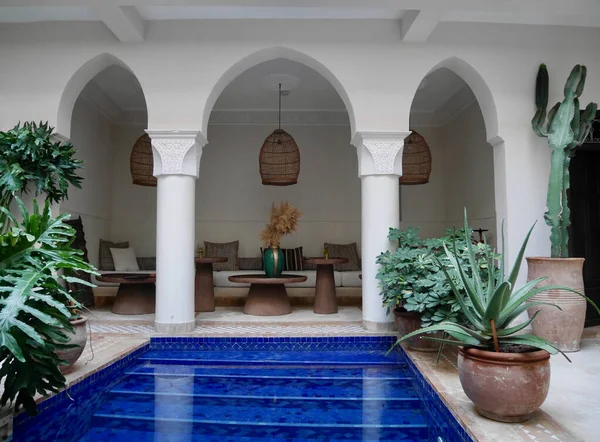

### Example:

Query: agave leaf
xmin=495 ymin=309 xmax=542 ymax=336
xmin=389 ymin=322 xmax=487 ymax=353
xmin=483 ymin=281 xmax=511 ymax=324
xmin=498 ymin=300 xmax=562 ymax=328
xmin=462 ymin=210 xmax=485 ymax=303
xmin=506 ymin=223 xmax=536 ymax=295
xmin=501 ymin=334 xmax=570 ymax=361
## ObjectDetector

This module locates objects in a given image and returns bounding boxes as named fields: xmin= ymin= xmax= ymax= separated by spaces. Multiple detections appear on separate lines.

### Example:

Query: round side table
xmin=195 ymin=257 xmax=227 ymax=312
xmin=303 ymin=257 xmax=349 ymax=314
xmin=96 ymin=273 xmax=156 ymax=315
xmin=228 ymin=274 xmax=307 ymax=316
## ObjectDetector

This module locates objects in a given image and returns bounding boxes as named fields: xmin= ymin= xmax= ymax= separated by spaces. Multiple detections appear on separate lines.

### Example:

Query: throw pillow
xmin=205 ymin=240 xmax=239 ymax=271
xmin=260 ymin=247 xmax=303 ymax=271
xmin=324 ymin=242 xmax=360 ymax=271
xmin=110 ymin=247 xmax=140 ymax=272
xmin=99 ymin=239 xmax=129 ymax=270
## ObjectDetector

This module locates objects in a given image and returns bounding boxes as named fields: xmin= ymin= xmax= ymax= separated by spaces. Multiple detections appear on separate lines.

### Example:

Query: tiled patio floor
xmin=28 ymin=308 xmax=599 ymax=442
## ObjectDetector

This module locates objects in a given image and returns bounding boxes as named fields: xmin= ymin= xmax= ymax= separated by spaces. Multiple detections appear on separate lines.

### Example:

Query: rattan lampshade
xmin=130 ymin=134 xmax=157 ymax=187
xmin=259 ymin=129 xmax=300 ymax=186
xmin=400 ymin=131 xmax=432 ymax=185
xmin=259 ymin=83 xmax=300 ymax=186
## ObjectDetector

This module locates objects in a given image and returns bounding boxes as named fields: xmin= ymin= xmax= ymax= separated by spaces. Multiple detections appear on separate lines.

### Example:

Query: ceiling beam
xmin=91 ymin=5 xmax=146 ymax=42
xmin=400 ymin=9 xmax=443 ymax=42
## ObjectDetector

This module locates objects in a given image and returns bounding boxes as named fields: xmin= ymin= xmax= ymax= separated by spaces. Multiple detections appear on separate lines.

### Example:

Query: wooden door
xmin=569 ymin=116 xmax=600 ymax=326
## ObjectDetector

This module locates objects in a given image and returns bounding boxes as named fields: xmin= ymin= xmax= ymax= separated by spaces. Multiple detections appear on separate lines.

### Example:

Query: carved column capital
xmin=146 ymin=130 xmax=208 ymax=178
xmin=351 ymin=131 xmax=410 ymax=177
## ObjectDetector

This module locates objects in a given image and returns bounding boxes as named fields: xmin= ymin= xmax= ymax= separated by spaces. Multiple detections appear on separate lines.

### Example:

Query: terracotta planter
xmin=393 ymin=309 xmax=441 ymax=352
xmin=56 ymin=315 xmax=88 ymax=374
xmin=458 ymin=347 xmax=551 ymax=422
xmin=526 ymin=257 xmax=586 ymax=352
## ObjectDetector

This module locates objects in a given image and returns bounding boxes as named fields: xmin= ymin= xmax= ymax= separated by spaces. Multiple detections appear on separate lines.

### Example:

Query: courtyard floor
xmin=42 ymin=307 xmax=599 ymax=442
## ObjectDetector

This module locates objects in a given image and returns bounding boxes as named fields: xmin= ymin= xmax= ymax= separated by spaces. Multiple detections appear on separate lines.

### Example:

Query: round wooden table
xmin=96 ymin=273 xmax=156 ymax=315
xmin=304 ymin=257 xmax=349 ymax=314
xmin=195 ymin=257 xmax=228 ymax=312
xmin=228 ymin=274 xmax=307 ymax=316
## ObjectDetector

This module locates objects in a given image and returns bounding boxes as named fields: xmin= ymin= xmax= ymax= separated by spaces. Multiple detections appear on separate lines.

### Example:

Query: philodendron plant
xmin=391 ymin=213 xmax=600 ymax=359
xmin=531 ymin=64 xmax=598 ymax=258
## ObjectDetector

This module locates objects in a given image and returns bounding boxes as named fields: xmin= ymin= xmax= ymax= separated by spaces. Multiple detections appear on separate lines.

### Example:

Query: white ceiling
xmin=80 ymin=58 xmax=471 ymax=126
xmin=1 ymin=1 xmax=599 ymax=29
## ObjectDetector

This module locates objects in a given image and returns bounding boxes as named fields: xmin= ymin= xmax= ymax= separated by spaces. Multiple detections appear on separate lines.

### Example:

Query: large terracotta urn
xmin=393 ymin=309 xmax=441 ymax=352
xmin=458 ymin=347 xmax=551 ymax=422
xmin=526 ymin=257 xmax=586 ymax=352
xmin=56 ymin=315 xmax=88 ymax=374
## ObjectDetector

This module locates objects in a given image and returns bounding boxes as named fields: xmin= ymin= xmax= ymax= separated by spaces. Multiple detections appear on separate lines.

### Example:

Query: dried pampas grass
xmin=260 ymin=202 xmax=302 ymax=247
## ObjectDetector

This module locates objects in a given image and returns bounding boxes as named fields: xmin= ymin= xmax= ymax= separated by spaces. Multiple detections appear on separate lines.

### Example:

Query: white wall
xmin=60 ymin=97 xmax=115 ymax=267
xmin=401 ymin=103 xmax=495 ymax=243
xmin=109 ymin=123 xmax=359 ymax=257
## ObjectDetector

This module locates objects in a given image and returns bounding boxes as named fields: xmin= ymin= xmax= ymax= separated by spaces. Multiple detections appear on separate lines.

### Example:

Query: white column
xmin=147 ymin=130 xmax=206 ymax=334
xmin=352 ymin=131 xmax=409 ymax=332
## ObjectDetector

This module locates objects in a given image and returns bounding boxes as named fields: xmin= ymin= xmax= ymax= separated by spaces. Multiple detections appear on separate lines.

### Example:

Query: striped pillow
xmin=324 ymin=242 xmax=360 ymax=271
xmin=260 ymin=246 xmax=303 ymax=271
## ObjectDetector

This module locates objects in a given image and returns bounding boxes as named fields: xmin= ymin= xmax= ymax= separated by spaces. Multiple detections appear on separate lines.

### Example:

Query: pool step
xmin=94 ymin=391 xmax=424 ymax=426
xmin=110 ymin=371 xmax=419 ymax=399
xmin=138 ymin=349 xmax=403 ymax=366
xmin=87 ymin=414 xmax=428 ymax=442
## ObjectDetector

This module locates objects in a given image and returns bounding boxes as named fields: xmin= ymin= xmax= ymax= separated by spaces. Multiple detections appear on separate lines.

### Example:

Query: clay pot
xmin=458 ymin=347 xmax=551 ymax=422
xmin=526 ymin=257 xmax=586 ymax=352
xmin=393 ymin=309 xmax=441 ymax=352
xmin=56 ymin=315 xmax=88 ymax=374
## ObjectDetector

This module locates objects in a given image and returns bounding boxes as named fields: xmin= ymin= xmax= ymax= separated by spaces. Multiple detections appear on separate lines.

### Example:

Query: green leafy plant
xmin=531 ymin=64 xmax=598 ymax=258
xmin=391 ymin=213 xmax=600 ymax=359
xmin=0 ymin=121 xmax=83 ymax=232
xmin=376 ymin=227 xmax=495 ymax=328
xmin=0 ymin=199 xmax=97 ymax=415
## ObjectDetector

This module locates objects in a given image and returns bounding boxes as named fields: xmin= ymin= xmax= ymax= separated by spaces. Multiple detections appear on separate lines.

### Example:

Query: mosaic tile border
xmin=396 ymin=345 xmax=474 ymax=442
xmin=149 ymin=335 xmax=398 ymax=351
xmin=14 ymin=342 xmax=150 ymax=427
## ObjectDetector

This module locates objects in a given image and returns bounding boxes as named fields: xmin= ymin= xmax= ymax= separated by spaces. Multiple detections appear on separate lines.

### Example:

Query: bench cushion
xmin=341 ymin=271 xmax=362 ymax=287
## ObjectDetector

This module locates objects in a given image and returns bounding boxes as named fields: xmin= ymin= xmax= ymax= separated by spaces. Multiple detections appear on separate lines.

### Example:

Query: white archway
xmin=201 ymin=46 xmax=357 ymax=137
xmin=56 ymin=53 xmax=146 ymax=138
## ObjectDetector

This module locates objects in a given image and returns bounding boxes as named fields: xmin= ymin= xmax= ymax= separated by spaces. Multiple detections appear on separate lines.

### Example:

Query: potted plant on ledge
xmin=392 ymin=213 xmax=599 ymax=423
xmin=530 ymin=64 xmax=598 ymax=351
xmin=377 ymin=227 xmax=495 ymax=351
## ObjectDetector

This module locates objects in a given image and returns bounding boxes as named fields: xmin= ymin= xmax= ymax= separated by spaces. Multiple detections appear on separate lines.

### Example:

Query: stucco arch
xmin=56 ymin=53 xmax=147 ymax=138
xmin=417 ymin=56 xmax=500 ymax=143
xmin=201 ymin=46 xmax=357 ymax=136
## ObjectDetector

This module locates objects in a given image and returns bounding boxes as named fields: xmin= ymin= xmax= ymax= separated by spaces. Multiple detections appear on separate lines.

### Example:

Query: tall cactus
xmin=532 ymin=64 xmax=598 ymax=258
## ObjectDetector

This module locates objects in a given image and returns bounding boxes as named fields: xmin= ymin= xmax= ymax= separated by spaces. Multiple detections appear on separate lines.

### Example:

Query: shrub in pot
xmin=530 ymin=64 xmax=598 ymax=351
xmin=392 ymin=213 xmax=599 ymax=423
xmin=377 ymin=227 xmax=495 ymax=351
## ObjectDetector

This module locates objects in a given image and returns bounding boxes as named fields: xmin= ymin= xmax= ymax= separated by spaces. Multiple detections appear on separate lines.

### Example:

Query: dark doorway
xmin=569 ymin=114 xmax=600 ymax=326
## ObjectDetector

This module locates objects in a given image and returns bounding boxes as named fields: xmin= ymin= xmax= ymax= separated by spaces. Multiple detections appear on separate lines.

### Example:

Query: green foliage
xmin=0 ymin=199 xmax=97 ymax=416
xmin=376 ymin=227 xmax=496 ymax=328
xmin=392 ymin=212 xmax=600 ymax=358
xmin=0 ymin=122 xmax=83 ymax=229
xmin=531 ymin=64 xmax=598 ymax=257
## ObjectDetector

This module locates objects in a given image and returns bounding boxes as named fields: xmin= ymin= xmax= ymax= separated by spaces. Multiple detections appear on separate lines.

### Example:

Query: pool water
xmin=14 ymin=337 xmax=471 ymax=441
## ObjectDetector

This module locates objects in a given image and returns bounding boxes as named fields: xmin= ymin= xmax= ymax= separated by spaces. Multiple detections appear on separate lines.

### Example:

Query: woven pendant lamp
xmin=259 ymin=84 xmax=300 ymax=186
xmin=400 ymin=130 xmax=432 ymax=185
xmin=130 ymin=133 xmax=157 ymax=187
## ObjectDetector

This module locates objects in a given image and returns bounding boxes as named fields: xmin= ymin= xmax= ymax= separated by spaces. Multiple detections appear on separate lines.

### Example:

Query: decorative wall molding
xmin=146 ymin=130 xmax=207 ymax=177
xmin=352 ymin=131 xmax=410 ymax=177
xmin=208 ymin=109 xmax=350 ymax=127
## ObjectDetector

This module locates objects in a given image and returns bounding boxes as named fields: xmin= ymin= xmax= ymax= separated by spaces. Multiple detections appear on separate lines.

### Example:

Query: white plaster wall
xmin=109 ymin=124 xmax=359 ymax=258
xmin=2 ymin=20 xmax=600 ymax=269
xmin=440 ymin=103 xmax=496 ymax=244
xmin=60 ymin=97 xmax=115 ymax=267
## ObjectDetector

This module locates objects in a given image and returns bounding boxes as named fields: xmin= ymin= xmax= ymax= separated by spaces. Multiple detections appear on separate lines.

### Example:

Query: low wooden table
xmin=96 ymin=273 xmax=156 ymax=315
xmin=228 ymin=274 xmax=307 ymax=316
xmin=195 ymin=257 xmax=228 ymax=312
xmin=304 ymin=257 xmax=349 ymax=314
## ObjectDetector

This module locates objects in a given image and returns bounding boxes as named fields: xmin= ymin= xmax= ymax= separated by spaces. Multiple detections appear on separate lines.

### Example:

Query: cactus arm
xmin=532 ymin=64 xmax=550 ymax=137
xmin=560 ymin=152 xmax=572 ymax=258
xmin=564 ymin=65 xmax=583 ymax=99
xmin=575 ymin=65 xmax=587 ymax=98
xmin=576 ymin=102 xmax=598 ymax=145
xmin=546 ymin=102 xmax=561 ymax=134
xmin=545 ymin=146 xmax=567 ymax=258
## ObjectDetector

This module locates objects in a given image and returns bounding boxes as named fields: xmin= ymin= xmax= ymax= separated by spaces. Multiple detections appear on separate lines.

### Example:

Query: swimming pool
xmin=14 ymin=336 xmax=472 ymax=441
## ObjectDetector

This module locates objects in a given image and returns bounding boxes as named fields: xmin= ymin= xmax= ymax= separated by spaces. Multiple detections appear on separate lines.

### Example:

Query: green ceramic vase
xmin=263 ymin=246 xmax=284 ymax=278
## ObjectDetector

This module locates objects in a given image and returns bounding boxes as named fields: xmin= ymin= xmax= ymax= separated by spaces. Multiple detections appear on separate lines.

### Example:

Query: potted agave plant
xmin=530 ymin=64 xmax=598 ymax=351
xmin=392 ymin=213 xmax=599 ymax=423
xmin=259 ymin=201 xmax=302 ymax=278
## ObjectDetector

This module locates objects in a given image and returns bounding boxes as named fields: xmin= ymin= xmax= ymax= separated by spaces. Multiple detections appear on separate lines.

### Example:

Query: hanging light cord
xmin=278 ymin=83 xmax=282 ymax=130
